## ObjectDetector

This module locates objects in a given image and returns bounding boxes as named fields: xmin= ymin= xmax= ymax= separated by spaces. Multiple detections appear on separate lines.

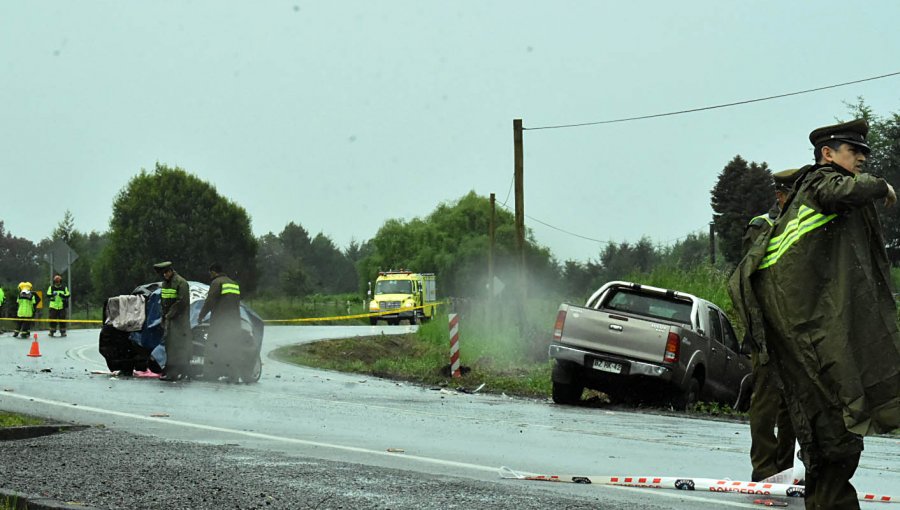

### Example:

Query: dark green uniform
xmin=161 ymin=271 xmax=192 ymax=377
xmin=730 ymin=164 xmax=900 ymax=509
xmin=742 ymin=205 xmax=797 ymax=482
xmin=198 ymin=274 xmax=243 ymax=379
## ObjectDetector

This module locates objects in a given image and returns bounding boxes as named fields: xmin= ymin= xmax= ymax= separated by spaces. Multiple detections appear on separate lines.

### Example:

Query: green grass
xmin=273 ymin=298 xmax=555 ymax=398
xmin=0 ymin=411 xmax=43 ymax=427
xmin=245 ymin=293 xmax=370 ymax=324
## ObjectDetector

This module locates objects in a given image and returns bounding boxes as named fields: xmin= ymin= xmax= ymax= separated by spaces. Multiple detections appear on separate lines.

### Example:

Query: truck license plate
xmin=592 ymin=360 xmax=622 ymax=374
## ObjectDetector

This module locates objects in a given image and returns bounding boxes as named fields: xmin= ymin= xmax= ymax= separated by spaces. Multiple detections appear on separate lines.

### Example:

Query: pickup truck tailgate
xmin=561 ymin=306 xmax=668 ymax=363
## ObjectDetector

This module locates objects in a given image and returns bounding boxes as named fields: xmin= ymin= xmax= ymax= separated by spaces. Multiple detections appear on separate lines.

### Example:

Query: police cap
xmin=153 ymin=261 xmax=173 ymax=272
xmin=809 ymin=118 xmax=870 ymax=154
xmin=773 ymin=168 xmax=801 ymax=191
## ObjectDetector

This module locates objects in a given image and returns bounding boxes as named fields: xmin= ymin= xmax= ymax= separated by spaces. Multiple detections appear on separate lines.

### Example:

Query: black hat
xmin=153 ymin=261 xmax=173 ymax=272
xmin=809 ymin=118 xmax=870 ymax=154
xmin=773 ymin=168 xmax=801 ymax=191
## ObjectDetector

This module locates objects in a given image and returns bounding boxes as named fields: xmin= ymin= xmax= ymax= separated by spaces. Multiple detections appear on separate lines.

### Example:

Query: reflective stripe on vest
xmin=749 ymin=213 xmax=774 ymax=227
xmin=161 ymin=288 xmax=178 ymax=299
xmin=757 ymin=204 xmax=836 ymax=270
xmin=221 ymin=283 xmax=241 ymax=296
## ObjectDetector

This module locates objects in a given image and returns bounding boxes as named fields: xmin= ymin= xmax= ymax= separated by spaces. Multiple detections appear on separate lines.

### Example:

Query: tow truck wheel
xmin=369 ymin=318 xmax=378 ymax=326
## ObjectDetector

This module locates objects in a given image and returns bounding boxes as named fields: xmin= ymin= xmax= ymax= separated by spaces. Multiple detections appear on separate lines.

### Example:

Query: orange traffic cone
xmin=27 ymin=333 xmax=42 ymax=357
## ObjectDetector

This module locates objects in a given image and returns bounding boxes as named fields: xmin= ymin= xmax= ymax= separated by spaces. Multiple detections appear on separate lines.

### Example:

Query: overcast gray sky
xmin=3 ymin=1 xmax=900 ymax=263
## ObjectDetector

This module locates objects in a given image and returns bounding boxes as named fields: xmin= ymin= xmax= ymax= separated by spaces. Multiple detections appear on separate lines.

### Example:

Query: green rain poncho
xmin=729 ymin=163 xmax=900 ymax=462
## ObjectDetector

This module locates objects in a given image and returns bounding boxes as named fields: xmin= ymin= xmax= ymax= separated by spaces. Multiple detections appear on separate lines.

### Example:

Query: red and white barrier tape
xmin=499 ymin=467 xmax=896 ymax=503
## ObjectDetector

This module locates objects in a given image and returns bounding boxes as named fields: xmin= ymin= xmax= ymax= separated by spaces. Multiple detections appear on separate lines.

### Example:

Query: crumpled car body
xmin=99 ymin=281 xmax=264 ymax=382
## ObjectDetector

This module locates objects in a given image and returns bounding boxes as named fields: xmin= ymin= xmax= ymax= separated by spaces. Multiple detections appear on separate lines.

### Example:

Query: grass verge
xmin=0 ymin=411 xmax=43 ymax=428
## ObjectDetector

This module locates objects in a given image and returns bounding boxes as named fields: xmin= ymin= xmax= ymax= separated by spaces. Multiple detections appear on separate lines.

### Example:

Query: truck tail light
xmin=664 ymin=332 xmax=680 ymax=363
xmin=553 ymin=310 xmax=566 ymax=341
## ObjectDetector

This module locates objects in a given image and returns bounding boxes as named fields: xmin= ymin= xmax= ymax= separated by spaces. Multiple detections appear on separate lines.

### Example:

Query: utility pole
xmin=709 ymin=222 xmax=716 ymax=265
xmin=513 ymin=119 xmax=525 ymax=298
xmin=489 ymin=193 xmax=495 ymax=299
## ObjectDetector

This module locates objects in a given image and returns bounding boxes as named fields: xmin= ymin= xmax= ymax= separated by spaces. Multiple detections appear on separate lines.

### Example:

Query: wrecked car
xmin=99 ymin=281 xmax=264 ymax=383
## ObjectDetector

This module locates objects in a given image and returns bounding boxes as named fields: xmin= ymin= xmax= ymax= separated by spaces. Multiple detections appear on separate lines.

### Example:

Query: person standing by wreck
xmin=154 ymin=261 xmax=192 ymax=381
xmin=730 ymin=119 xmax=900 ymax=509
xmin=198 ymin=263 xmax=243 ymax=381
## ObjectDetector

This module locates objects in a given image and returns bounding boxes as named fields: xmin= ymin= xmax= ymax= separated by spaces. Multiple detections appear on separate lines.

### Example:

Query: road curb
xmin=0 ymin=425 xmax=89 ymax=442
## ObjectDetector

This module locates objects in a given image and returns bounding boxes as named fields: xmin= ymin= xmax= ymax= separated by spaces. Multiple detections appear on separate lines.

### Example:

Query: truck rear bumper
xmin=548 ymin=343 xmax=672 ymax=380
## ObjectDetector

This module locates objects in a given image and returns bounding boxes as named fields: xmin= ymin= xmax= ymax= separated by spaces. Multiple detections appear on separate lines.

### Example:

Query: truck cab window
xmin=721 ymin=315 xmax=740 ymax=353
xmin=707 ymin=309 xmax=723 ymax=344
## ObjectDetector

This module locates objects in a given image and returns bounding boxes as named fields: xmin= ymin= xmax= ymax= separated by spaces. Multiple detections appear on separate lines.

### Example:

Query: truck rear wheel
xmin=551 ymin=361 xmax=583 ymax=405
xmin=673 ymin=377 xmax=700 ymax=411
xmin=552 ymin=380 xmax=584 ymax=405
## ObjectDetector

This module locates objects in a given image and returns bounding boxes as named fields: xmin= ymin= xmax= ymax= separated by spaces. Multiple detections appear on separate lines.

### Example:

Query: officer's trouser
xmin=17 ymin=317 xmax=31 ymax=337
xmin=49 ymin=308 xmax=66 ymax=334
xmin=749 ymin=356 xmax=797 ymax=481
xmin=804 ymin=452 xmax=860 ymax=510
xmin=163 ymin=319 xmax=193 ymax=377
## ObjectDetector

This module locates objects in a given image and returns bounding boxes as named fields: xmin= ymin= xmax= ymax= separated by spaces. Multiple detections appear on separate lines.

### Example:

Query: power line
xmin=496 ymin=201 xmax=704 ymax=248
xmin=525 ymin=70 xmax=900 ymax=131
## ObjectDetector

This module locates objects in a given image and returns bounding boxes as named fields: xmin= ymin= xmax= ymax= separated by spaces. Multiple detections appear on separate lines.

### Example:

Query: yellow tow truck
xmin=368 ymin=271 xmax=437 ymax=325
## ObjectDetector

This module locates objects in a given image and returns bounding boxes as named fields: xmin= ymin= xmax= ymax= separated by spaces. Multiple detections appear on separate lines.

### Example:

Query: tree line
xmin=2 ymin=100 xmax=898 ymax=315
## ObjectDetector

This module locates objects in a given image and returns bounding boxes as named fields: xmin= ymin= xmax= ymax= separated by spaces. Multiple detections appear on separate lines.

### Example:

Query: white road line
xmin=2 ymin=391 xmax=763 ymax=508
xmin=67 ymin=343 xmax=106 ymax=367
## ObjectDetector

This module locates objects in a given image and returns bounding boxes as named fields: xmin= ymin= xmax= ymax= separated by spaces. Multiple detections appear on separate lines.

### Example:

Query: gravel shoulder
xmin=0 ymin=427 xmax=665 ymax=510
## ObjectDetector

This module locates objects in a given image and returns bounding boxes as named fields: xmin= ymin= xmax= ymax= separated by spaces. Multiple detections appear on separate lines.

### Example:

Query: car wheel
xmin=242 ymin=356 xmax=262 ymax=384
xmin=673 ymin=377 xmax=701 ymax=411
xmin=552 ymin=380 xmax=584 ymax=405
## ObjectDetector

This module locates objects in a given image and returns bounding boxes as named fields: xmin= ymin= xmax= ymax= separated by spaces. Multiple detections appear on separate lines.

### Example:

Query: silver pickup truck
xmin=548 ymin=281 xmax=752 ymax=410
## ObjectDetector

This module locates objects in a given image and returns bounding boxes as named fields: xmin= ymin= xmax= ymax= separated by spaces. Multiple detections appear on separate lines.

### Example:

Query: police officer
xmin=730 ymin=119 xmax=900 ymax=509
xmin=198 ymin=263 xmax=243 ymax=381
xmin=154 ymin=261 xmax=192 ymax=381
xmin=742 ymin=168 xmax=801 ymax=482
xmin=47 ymin=274 xmax=70 ymax=337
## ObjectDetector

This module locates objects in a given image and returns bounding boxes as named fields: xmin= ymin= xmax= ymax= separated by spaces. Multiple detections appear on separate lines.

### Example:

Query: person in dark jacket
xmin=154 ymin=261 xmax=192 ymax=381
xmin=742 ymin=168 xmax=801 ymax=482
xmin=730 ymin=119 xmax=900 ymax=509
xmin=198 ymin=263 xmax=244 ymax=381
xmin=47 ymin=274 xmax=70 ymax=337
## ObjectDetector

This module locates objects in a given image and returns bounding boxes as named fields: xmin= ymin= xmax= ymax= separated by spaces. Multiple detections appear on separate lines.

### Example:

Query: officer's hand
xmin=886 ymin=183 xmax=897 ymax=207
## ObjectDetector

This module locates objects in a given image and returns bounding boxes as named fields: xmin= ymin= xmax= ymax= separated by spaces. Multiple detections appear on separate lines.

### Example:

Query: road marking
xmin=2 ymin=391 xmax=763 ymax=508
xmin=68 ymin=343 xmax=106 ymax=367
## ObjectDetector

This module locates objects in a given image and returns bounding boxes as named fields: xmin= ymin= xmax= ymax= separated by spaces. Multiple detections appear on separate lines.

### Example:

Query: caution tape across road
xmin=262 ymin=301 xmax=446 ymax=324
xmin=0 ymin=301 xmax=447 ymax=326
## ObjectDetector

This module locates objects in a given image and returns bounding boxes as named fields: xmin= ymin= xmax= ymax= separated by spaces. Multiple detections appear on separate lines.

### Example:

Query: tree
xmin=0 ymin=221 xmax=43 ymax=297
xmin=710 ymin=155 xmax=773 ymax=266
xmin=256 ymin=223 xmax=359 ymax=297
xmin=843 ymin=98 xmax=900 ymax=263
xmin=95 ymin=163 xmax=257 ymax=297
xmin=357 ymin=191 xmax=557 ymax=297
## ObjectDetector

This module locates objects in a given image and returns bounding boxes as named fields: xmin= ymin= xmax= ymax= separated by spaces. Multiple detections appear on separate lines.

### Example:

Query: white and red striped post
xmin=448 ymin=313 xmax=461 ymax=378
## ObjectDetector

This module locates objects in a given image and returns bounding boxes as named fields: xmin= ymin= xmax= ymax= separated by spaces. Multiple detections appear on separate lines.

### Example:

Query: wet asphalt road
xmin=0 ymin=326 xmax=897 ymax=509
